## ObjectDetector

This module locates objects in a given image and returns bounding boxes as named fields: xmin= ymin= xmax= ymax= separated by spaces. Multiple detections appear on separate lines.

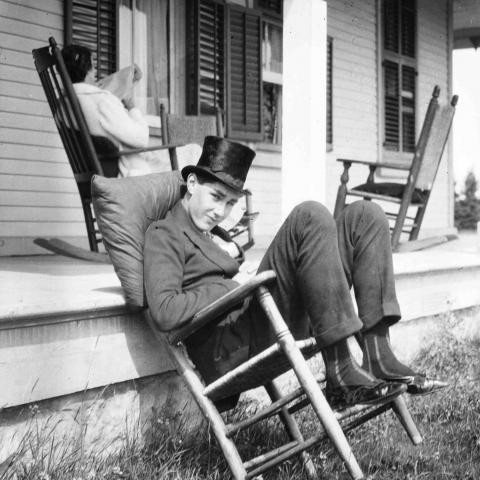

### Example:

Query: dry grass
xmin=3 ymin=309 xmax=480 ymax=480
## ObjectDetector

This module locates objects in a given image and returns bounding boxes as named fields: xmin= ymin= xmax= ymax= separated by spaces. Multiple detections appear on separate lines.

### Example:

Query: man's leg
xmin=251 ymin=201 xmax=402 ymax=407
xmin=336 ymin=201 xmax=447 ymax=394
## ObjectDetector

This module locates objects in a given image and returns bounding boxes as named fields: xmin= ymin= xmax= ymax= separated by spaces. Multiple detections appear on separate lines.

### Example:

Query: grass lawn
xmin=5 ymin=309 xmax=480 ymax=480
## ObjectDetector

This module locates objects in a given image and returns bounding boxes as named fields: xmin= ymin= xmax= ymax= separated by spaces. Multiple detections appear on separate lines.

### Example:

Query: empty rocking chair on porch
xmin=333 ymin=86 xmax=458 ymax=252
xmin=91 ymin=171 xmax=422 ymax=480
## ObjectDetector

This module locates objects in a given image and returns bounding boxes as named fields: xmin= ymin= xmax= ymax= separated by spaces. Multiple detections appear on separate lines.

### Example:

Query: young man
xmin=144 ymin=136 xmax=446 ymax=409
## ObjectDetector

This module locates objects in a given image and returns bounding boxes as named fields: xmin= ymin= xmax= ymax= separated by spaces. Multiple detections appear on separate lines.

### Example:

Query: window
xmin=117 ymin=0 xmax=169 ymax=116
xmin=187 ymin=0 xmax=284 ymax=143
xmin=67 ymin=0 xmax=284 ymax=143
xmin=66 ymin=0 xmax=169 ymax=118
xmin=382 ymin=0 xmax=417 ymax=154
xmin=262 ymin=20 xmax=282 ymax=144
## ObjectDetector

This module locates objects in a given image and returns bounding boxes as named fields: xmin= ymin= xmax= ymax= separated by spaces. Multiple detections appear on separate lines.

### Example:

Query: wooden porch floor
xmin=1 ymin=233 xmax=480 ymax=325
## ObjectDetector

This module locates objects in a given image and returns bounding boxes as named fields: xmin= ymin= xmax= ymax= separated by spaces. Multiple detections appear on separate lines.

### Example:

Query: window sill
xmin=254 ymin=142 xmax=282 ymax=153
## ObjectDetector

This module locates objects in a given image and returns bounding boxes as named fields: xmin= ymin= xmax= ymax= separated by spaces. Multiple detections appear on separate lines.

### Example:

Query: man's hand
xmin=233 ymin=261 xmax=258 ymax=284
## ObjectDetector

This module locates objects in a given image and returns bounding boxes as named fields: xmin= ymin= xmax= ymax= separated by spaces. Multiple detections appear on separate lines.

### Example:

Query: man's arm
xmin=144 ymin=221 xmax=239 ymax=331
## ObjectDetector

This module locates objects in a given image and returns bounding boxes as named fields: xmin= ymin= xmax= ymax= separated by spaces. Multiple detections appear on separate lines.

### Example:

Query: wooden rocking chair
xmin=160 ymin=104 xmax=258 ymax=250
xmin=31 ymin=37 xmax=182 ymax=262
xmin=333 ymin=86 xmax=458 ymax=252
xmin=91 ymin=171 xmax=422 ymax=480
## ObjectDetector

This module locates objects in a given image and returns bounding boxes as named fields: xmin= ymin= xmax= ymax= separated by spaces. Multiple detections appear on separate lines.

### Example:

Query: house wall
xmin=326 ymin=0 xmax=454 ymax=237
xmin=0 ymin=0 xmax=90 ymax=256
xmin=0 ymin=0 xmax=454 ymax=256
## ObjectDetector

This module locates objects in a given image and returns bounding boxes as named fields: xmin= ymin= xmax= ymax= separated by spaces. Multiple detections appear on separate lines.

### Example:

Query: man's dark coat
xmin=144 ymin=200 xmax=252 ymax=383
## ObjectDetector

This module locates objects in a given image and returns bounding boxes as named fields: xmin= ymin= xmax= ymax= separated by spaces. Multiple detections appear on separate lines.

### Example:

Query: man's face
xmin=184 ymin=174 xmax=241 ymax=232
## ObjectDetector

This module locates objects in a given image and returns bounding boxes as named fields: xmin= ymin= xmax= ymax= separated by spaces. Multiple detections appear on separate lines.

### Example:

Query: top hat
xmin=181 ymin=136 xmax=255 ymax=193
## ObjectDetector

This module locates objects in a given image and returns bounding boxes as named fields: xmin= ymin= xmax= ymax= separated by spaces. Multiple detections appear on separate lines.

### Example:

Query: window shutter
xmin=186 ymin=0 xmax=225 ymax=115
xmin=227 ymin=6 xmax=262 ymax=140
xmin=326 ymin=36 xmax=333 ymax=146
xmin=401 ymin=0 xmax=416 ymax=58
xmin=383 ymin=0 xmax=399 ymax=53
xmin=65 ymin=0 xmax=117 ymax=79
xmin=384 ymin=60 xmax=399 ymax=150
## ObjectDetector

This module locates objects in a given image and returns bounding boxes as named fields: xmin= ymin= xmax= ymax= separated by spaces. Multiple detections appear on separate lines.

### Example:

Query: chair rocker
xmin=333 ymin=86 xmax=458 ymax=252
xmin=32 ymin=36 xmax=182 ymax=262
xmin=160 ymin=104 xmax=258 ymax=250
xmin=91 ymin=171 xmax=422 ymax=480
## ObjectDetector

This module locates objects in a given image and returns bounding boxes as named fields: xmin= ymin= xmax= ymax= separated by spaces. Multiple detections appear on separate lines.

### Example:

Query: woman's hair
xmin=61 ymin=44 xmax=93 ymax=83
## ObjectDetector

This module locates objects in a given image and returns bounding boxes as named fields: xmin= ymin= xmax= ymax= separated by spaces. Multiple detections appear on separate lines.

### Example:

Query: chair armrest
xmin=98 ymin=143 xmax=186 ymax=160
xmin=167 ymin=270 xmax=276 ymax=344
xmin=336 ymin=158 xmax=410 ymax=171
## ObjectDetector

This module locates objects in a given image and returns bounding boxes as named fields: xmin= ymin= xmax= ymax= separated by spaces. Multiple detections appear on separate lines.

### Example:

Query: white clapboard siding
xmin=0 ymin=191 xmax=81 ymax=208
xmin=0 ymin=112 xmax=58 ymax=134
xmin=2 ymin=143 xmax=67 ymax=163
xmin=326 ymin=0 xmax=378 ymax=212
xmin=0 ymin=159 xmax=73 ymax=177
xmin=1 ymin=222 xmax=86 ymax=237
xmin=1 ymin=206 xmax=85 ymax=223
xmin=0 ymin=96 xmax=52 ymax=117
xmin=0 ymin=127 xmax=63 ymax=148
xmin=0 ymin=174 xmax=77 ymax=194
xmin=0 ymin=1 xmax=62 ymax=31
xmin=0 ymin=1 xmax=74 ymax=255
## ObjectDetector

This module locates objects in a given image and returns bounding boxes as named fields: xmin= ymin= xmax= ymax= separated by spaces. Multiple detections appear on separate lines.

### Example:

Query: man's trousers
xmin=186 ymin=200 xmax=401 ymax=383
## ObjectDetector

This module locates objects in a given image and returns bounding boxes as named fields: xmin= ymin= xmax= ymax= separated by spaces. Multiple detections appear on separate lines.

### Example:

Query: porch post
xmin=281 ymin=0 xmax=327 ymax=217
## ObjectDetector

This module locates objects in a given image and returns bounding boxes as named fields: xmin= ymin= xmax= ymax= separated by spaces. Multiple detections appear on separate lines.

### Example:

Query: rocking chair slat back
xmin=415 ymin=102 xmax=456 ymax=191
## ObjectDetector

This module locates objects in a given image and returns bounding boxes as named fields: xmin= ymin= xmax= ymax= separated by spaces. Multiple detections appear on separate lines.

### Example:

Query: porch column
xmin=281 ymin=0 xmax=327 ymax=217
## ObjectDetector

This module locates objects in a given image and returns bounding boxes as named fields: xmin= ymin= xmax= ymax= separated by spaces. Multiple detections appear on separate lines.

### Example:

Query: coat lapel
xmin=170 ymin=201 xmax=239 ymax=274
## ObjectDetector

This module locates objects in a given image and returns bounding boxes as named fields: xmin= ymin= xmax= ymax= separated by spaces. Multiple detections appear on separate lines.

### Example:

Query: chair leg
xmin=166 ymin=343 xmax=248 ymax=479
xmin=256 ymin=287 xmax=364 ymax=480
xmin=333 ymin=161 xmax=352 ymax=220
xmin=392 ymin=396 xmax=423 ymax=445
xmin=409 ymin=203 xmax=427 ymax=241
xmin=264 ymin=381 xmax=318 ymax=480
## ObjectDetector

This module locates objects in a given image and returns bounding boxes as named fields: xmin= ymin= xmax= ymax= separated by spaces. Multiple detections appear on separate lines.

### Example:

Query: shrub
xmin=454 ymin=171 xmax=480 ymax=230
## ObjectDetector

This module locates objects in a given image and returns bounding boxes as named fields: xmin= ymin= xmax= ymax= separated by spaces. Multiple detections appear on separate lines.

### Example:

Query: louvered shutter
xmin=383 ymin=0 xmax=399 ymax=53
xmin=401 ymin=0 xmax=416 ymax=58
xmin=65 ymin=0 xmax=117 ymax=80
xmin=186 ymin=0 xmax=225 ymax=115
xmin=326 ymin=36 xmax=333 ymax=146
xmin=384 ymin=60 xmax=399 ymax=150
xmin=382 ymin=0 xmax=416 ymax=153
xmin=227 ymin=6 xmax=262 ymax=140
